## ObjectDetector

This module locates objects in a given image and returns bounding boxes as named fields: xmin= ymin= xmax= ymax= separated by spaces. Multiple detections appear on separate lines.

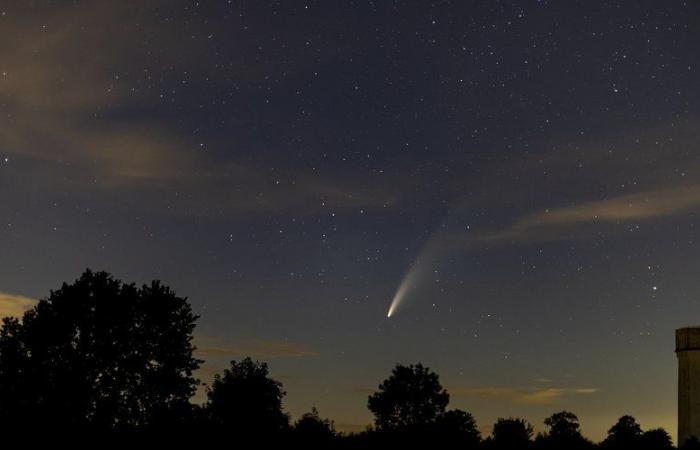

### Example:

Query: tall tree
xmin=367 ymin=363 xmax=449 ymax=431
xmin=0 ymin=270 xmax=201 ymax=431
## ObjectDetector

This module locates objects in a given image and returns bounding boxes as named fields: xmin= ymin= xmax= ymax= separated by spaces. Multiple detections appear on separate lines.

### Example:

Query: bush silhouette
xmin=206 ymin=357 xmax=289 ymax=437
xmin=0 ymin=269 xmax=200 ymax=432
xmin=293 ymin=407 xmax=337 ymax=448
xmin=485 ymin=417 xmax=534 ymax=450
xmin=434 ymin=408 xmax=481 ymax=449
xmin=641 ymin=428 xmax=674 ymax=450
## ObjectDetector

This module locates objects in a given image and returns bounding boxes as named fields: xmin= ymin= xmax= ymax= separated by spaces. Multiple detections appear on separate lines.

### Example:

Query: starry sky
xmin=1 ymin=0 xmax=699 ymax=441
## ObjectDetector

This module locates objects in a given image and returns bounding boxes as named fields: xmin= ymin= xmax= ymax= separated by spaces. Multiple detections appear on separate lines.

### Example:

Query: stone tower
xmin=677 ymin=327 xmax=700 ymax=445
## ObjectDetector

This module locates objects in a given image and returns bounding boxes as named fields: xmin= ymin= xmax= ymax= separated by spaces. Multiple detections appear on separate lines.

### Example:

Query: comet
xmin=386 ymin=232 xmax=441 ymax=318
xmin=386 ymin=258 xmax=423 ymax=318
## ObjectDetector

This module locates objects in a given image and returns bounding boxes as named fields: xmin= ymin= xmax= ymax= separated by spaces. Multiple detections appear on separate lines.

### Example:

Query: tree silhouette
xmin=433 ymin=409 xmax=481 ymax=449
xmin=293 ymin=407 xmax=337 ymax=448
xmin=601 ymin=415 xmax=643 ymax=450
xmin=367 ymin=363 xmax=449 ymax=431
xmin=536 ymin=411 xmax=593 ymax=450
xmin=0 ymin=269 xmax=200 ymax=432
xmin=206 ymin=357 xmax=289 ymax=437
xmin=681 ymin=436 xmax=700 ymax=450
xmin=544 ymin=410 xmax=580 ymax=438
xmin=486 ymin=417 xmax=534 ymax=450
xmin=0 ymin=271 xmax=684 ymax=448
xmin=640 ymin=428 xmax=673 ymax=450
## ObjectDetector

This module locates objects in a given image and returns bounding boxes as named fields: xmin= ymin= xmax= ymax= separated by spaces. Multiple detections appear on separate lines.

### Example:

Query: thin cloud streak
xmin=458 ymin=183 xmax=700 ymax=247
xmin=450 ymin=386 xmax=599 ymax=405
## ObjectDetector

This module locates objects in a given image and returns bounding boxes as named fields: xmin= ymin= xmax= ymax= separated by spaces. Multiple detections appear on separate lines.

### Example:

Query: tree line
xmin=0 ymin=270 xmax=694 ymax=448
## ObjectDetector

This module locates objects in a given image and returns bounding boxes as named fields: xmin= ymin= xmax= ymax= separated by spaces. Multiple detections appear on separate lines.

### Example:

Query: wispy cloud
xmin=450 ymin=386 xmax=598 ymax=405
xmin=195 ymin=336 xmax=319 ymax=360
xmin=457 ymin=183 xmax=700 ymax=246
xmin=0 ymin=2 xmax=204 ymax=188
xmin=518 ymin=184 xmax=700 ymax=224
xmin=0 ymin=292 xmax=37 ymax=319
xmin=0 ymin=2 xmax=402 ymax=216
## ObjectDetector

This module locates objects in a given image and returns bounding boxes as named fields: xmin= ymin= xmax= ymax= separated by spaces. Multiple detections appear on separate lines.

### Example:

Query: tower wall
xmin=677 ymin=327 xmax=700 ymax=445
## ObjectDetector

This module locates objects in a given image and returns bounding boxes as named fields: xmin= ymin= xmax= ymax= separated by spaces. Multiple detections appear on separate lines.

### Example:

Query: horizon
xmin=0 ymin=269 xmax=683 ymax=444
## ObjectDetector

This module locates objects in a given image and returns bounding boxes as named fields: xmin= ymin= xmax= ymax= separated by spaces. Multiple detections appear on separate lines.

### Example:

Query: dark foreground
xmin=0 ymin=270 xmax=691 ymax=449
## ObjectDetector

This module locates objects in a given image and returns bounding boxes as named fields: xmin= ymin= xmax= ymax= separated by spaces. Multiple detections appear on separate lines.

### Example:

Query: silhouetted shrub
xmin=293 ymin=407 xmax=337 ymax=448
xmin=206 ymin=357 xmax=289 ymax=439
xmin=485 ymin=417 xmax=534 ymax=450
xmin=641 ymin=428 xmax=674 ymax=450
xmin=433 ymin=409 xmax=481 ymax=449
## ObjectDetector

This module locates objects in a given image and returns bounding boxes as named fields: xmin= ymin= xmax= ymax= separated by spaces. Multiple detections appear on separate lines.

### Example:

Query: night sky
xmin=1 ymin=0 xmax=699 ymax=441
